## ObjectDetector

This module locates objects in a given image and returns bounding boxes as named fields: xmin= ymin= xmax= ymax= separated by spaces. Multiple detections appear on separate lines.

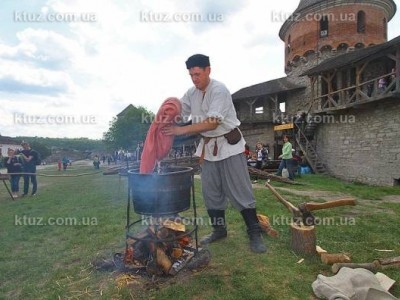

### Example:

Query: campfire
xmin=120 ymin=166 xmax=210 ymax=277
xmin=124 ymin=216 xmax=202 ymax=276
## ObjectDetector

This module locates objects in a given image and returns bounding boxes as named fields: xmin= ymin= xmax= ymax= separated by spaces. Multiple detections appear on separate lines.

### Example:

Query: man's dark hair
xmin=185 ymin=54 xmax=210 ymax=69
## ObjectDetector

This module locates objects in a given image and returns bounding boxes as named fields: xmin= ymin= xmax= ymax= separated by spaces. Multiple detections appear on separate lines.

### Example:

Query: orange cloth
xmin=140 ymin=97 xmax=182 ymax=174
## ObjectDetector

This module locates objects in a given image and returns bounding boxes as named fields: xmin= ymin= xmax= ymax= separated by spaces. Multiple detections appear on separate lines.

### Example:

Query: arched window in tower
xmin=320 ymin=16 xmax=329 ymax=38
xmin=383 ymin=18 xmax=387 ymax=39
xmin=357 ymin=11 xmax=366 ymax=33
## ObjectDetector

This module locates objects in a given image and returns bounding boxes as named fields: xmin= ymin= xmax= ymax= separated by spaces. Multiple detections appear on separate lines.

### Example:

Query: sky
xmin=1 ymin=0 xmax=399 ymax=140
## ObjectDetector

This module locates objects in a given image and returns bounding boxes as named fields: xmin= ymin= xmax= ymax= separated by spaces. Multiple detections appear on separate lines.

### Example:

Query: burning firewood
xmin=124 ymin=217 xmax=199 ymax=276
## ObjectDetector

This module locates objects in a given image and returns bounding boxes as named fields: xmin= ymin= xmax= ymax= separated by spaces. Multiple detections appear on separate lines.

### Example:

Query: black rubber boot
xmin=200 ymin=210 xmax=227 ymax=245
xmin=241 ymin=209 xmax=267 ymax=253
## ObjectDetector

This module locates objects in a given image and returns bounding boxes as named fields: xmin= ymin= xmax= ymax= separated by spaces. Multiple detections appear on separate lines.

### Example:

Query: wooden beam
xmin=358 ymin=61 xmax=369 ymax=74
xmin=386 ymin=52 xmax=397 ymax=62
xmin=246 ymin=98 xmax=257 ymax=115
xmin=355 ymin=63 xmax=368 ymax=101
xmin=396 ymin=47 xmax=400 ymax=92
xmin=310 ymin=76 xmax=316 ymax=112
xmin=269 ymin=94 xmax=279 ymax=112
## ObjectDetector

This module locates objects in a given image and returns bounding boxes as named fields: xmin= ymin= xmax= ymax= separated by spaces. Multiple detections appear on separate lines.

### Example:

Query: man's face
xmin=188 ymin=66 xmax=210 ymax=91
xmin=22 ymin=143 xmax=29 ymax=150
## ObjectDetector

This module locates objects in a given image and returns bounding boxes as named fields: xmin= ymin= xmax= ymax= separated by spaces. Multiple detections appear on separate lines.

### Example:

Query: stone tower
xmin=279 ymin=0 xmax=397 ymax=76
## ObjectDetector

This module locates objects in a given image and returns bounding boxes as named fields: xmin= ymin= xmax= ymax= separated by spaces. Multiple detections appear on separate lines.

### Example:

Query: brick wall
xmin=314 ymin=100 xmax=400 ymax=186
xmin=284 ymin=4 xmax=388 ymax=68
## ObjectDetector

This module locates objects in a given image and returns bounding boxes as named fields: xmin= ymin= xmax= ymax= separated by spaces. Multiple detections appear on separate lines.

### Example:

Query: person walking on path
xmin=5 ymin=148 xmax=23 ymax=198
xmin=275 ymin=135 xmax=294 ymax=180
xmin=19 ymin=141 xmax=39 ymax=196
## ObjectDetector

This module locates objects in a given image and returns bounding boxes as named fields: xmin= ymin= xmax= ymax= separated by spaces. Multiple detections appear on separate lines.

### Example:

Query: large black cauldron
xmin=128 ymin=167 xmax=193 ymax=215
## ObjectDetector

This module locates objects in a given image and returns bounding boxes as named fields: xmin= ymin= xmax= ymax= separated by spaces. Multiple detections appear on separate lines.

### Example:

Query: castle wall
xmin=314 ymin=100 xmax=400 ymax=186
xmin=241 ymin=124 xmax=275 ymax=158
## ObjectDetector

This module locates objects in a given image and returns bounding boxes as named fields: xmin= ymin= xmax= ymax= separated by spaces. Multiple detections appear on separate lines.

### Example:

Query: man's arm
xmin=162 ymin=117 xmax=219 ymax=136
xmin=21 ymin=153 xmax=33 ymax=162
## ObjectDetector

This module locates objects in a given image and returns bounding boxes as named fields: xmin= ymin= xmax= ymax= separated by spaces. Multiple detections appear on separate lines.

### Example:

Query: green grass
xmin=1 ymin=163 xmax=399 ymax=299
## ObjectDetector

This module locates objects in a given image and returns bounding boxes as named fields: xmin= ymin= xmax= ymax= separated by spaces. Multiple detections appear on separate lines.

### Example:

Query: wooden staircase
xmin=294 ymin=118 xmax=327 ymax=174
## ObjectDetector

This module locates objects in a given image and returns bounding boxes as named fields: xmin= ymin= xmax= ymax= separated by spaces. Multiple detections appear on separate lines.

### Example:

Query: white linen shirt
xmin=180 ymin=79 xmax=246 ymax=161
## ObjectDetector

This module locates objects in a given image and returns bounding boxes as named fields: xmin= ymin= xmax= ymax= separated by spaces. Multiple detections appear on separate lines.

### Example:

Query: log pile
xmin=248 ymin=167 xmax=300 ymax=185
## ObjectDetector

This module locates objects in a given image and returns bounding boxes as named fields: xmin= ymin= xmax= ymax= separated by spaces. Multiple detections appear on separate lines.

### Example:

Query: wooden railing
xmin=313 ymin=71 xmax=399 ymax=112
xmin=294 ymin=123 xmax=327 ymax=174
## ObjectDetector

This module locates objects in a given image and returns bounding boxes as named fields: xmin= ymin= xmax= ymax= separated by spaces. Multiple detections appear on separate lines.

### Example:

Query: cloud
xmin=0 ymin=28 xmax=83 ymax=70
xmin=0 ymin=27 xmax=82 ymax=96
xmin=0 ymin=58 xmax=73 ymax=95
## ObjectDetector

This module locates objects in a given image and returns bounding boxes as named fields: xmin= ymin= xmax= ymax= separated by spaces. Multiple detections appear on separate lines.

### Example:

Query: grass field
xmin=1 ymin=160 xmax=399 ymax=299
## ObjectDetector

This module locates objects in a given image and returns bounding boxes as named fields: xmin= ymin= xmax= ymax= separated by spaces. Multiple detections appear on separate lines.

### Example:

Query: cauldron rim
xmin=128 ymin=166 xmax=194 ymax=176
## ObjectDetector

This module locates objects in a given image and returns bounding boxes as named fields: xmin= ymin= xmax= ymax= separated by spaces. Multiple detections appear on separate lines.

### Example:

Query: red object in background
xmin=57 ymin=160 xmax=62 ymax=171
xmin=140 ymin=98 xmax=182 ymax=174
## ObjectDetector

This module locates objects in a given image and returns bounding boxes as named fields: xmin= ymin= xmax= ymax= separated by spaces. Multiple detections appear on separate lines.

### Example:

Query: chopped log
xmin=332 ymin=262 xmax=378 ymax=274
xmin=290 ymin=223 xmax=317 ymax=256
xmin=257 ymin=214 xmax=279 ymax=238
xmin=379 ymin=256 xmax=400 ymax=266
xmin=332 ymin=258 xmax=400 ymax=274
xmin=248 ymin=167 xmax=300 ymax=185
xmin=316 ymin=246 xmax=327 ymax=256
xmin=321 ymin=253 xmax=351 ymax=265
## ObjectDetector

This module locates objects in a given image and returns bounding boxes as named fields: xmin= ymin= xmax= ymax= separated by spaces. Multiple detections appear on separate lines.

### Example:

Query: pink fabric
xmin=140 ymin=97 xmax=182 ymax=174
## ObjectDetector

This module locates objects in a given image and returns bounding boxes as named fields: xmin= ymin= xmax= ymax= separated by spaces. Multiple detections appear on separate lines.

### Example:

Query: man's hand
xmin=162 ymin=125 xmax=184 ymax=136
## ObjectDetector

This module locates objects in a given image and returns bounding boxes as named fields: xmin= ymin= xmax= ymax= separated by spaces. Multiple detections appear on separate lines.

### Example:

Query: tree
xmin=103 ymin=105 xmax=154 ymax=150
xmin=30 ymin=141 xmax=51 ymax=159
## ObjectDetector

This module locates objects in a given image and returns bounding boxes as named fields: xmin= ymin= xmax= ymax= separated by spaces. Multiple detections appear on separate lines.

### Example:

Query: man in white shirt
xmin=162 ymin=54 xmax=267 ymax=253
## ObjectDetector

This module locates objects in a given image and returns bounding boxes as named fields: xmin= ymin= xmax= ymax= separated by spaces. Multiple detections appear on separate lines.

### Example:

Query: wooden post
xmin=246 ymin=98 xmax=257 ymax=117
xmin=290 ymin=223 xmax=317 ymax=256
xmin=396 ymin=47 xmax=400 ymax=92
xmin=309 ymin=76 xmax=317 ymax=111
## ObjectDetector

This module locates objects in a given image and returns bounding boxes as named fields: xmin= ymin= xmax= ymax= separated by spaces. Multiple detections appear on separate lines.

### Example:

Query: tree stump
xmin=290 ymin=223 xmax=317 ymax=256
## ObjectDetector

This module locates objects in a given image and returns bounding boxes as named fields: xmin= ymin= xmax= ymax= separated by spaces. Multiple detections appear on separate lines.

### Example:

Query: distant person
xmin=275 ymin=135 xmax=294 ymax=180
xmin=136 ymin=142 xmax=143 ymax=161
xmin=5 ymin=148 xmax=23 ymax=198
xmin=62 ymin=157 xmax=69 ymax=171
xmin=57 ymin=160 xmax=62 ymax=171
xmin=255 ymin=142 xmax=265 ymax=169
xmin=93 ymin=155 xmax=100 ymax=169
xmin=294 ymin=111 xmax=306 ymax=132
xmin=291 ymin=150 xmax=302 ymax=177
xmin=378 ymin=77 xmax=387 ymax=92
xmin=244 ymin=144 xmax=251 ymax=159
xmin=19 ymin=141 xmax=39 ymax=196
